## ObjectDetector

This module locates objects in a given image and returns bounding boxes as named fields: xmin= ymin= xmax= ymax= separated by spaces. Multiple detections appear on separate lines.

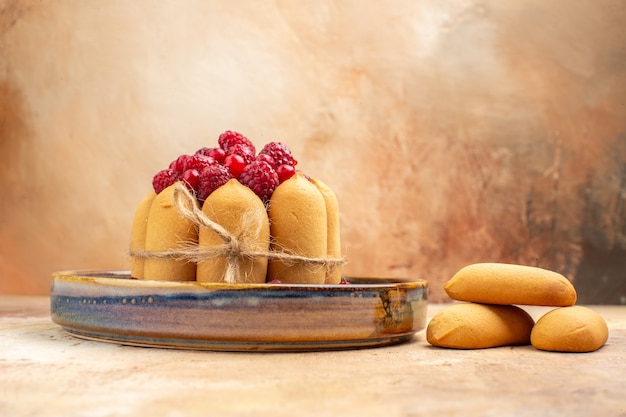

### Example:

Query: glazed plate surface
xmin=50 ymin=271 xmax=428 ymax=352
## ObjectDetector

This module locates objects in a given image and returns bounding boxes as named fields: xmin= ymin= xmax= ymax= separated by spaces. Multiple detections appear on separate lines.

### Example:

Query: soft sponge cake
xmin=268 ymin=173 xmax=328 ymax=284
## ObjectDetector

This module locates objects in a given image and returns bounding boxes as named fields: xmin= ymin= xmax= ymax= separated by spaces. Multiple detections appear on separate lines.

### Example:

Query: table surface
xmin=1 ymin=296 xmax=625 ymax=417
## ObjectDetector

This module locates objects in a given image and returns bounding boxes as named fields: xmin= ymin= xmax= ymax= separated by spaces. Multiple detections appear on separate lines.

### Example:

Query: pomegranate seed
xmin=169 ymin=154 xmax=193 ymax=173
xmin=196 ymin=147 xmax=226 ymax=163
xmin=224 ymin=154 xmax=247 ymax=178
xmin=181 ymin=169 xmax=200 ymax=191
xmin=208 ymin=148 xmax=226 ymax=163
xmin=276 ymin=164 xmax=296 ymax=183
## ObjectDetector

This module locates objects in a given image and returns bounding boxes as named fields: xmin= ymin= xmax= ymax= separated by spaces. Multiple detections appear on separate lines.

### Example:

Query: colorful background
xmin=1 ymin=0 xmax=625 ymax=303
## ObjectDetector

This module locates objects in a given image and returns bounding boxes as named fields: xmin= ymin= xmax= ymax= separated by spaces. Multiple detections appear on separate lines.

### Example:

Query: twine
xmin=131 ymin=183 xmax=344 ymax=283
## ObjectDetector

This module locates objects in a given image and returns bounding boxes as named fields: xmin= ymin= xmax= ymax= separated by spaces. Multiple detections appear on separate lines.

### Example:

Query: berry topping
xmin=195 ymin=147 xmax=212 ymax=156
xmin=169 ymin=154 xmax=192 ymax=173
xmin=255 ymin=153 xmax=275 ymax=166
xmin=218 ymin=130 xmax=255 ymax=154
xmin=223 ymin=154 xmax=247 ymax=178
xmin=226 ymin=143 xmax=256 ymax=164
xmin=181 ymin=169 xmax=200 ymax=191
xmin=196 ymin=147 xmax=226 ymax=163
xmin=151 ymin=131 xmax=305 ymax=204
xmin=185 ymin=153 xmax=217 ymax=172
xmin=238 ymin=160 xmax=279 ymax=201
xmin=197 ymin=164 xmax=233 ymax=201
xmin=276 ymin=164 xmax=296 ymax=183
xmin=153 ymin=169 xmax=180 ymax=194
xmin=259 ymin=142 xmax=297 ymax=168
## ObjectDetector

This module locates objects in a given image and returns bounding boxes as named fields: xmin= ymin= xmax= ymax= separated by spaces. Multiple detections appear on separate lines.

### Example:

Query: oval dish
xmin=50 ymin=271 xmax=428 ymax=352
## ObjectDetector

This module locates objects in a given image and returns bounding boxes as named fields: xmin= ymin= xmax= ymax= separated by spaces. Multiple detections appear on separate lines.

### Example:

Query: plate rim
xmin=51 ymin=269 xmax=429 ymax=291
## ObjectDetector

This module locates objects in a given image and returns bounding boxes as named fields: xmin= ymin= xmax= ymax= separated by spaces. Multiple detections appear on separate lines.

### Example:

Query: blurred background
xmin=1 ymin=0 xmax=625 ymax=303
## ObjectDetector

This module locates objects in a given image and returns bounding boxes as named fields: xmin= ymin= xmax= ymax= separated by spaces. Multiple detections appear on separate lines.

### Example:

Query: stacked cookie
xmin=427 ymin=263 xmax=609 ymax=353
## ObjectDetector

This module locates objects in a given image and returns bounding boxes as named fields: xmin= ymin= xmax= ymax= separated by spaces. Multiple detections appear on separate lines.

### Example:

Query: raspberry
xmin=238 ymin=160 xmax=279 ymax=201
xmin=185 ymin=153 xmax=217 ymax=172
xmin=195 ymin=147 xmax=211 ymax=156
xmin=152 ymin=169 xmax=180 ymax=194
xmin=259 ymin=142 xmax=297 ymax=168
xmin=196 ymin=147 xmax=226 ymax=163
xmin=197 ymin=164 xmax=232 ymax=201
xmin=255 ymin=153 xmax=275 ymax=166
xmin=218 ymin=130 xmax=256 ymax=154
xmin=276 ymin=164 xmax=296 ymax=183
xmin=226 ymin=143 xmax=256 ymax=164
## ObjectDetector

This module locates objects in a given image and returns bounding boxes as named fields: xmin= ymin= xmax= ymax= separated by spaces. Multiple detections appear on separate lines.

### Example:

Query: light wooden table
xmin=1 ymin=296 xmax=625 ymax=417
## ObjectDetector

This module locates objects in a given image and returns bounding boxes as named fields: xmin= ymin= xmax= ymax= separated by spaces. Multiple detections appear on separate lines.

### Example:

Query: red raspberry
xmin=255 ymin=153 xmax=275 ymax=166
xmin=185 ymin=153 xmax=217 ymax=172
xmin=226 ymin=143 xmax=256 ymax=164
xmin=259 ymin=142 xmax=297 ymax=168
xmin=152 ymin=169 xmax=180 ymax=194
xmin=238 ymin=160 xmax=279 ymax=201
xmin=197 ymin=164 xmax=232 ymax=201
xmin=218 ymin=130 xmax=256 ymax=154
xmin=195 ymin=147 xmax=212 ymax=156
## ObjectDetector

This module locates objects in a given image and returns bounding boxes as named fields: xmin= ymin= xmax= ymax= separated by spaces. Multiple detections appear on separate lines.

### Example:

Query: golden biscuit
xmin=427 ymin=303 xmax=535 ymax=349
xmin=197 ymin=179 xmax=270 ymax=283
xmin=531 ymin=306 xmax=609 ymax=352
xmin=310 ymin=177 xmax=342 ymax=284
xmin=268 ymin=173 xmax=327 ymax=284
xmin=444 ymin=263 xmax=576 ymax=306
xmin=129 ymin=190 xmax=156 ymax=279
xmin=143 ymin=182 xmax=197 ymax=281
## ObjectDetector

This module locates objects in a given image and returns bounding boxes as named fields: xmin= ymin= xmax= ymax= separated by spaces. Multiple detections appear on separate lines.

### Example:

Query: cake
xmin=129 ymin=130 xmax=343 ymax=284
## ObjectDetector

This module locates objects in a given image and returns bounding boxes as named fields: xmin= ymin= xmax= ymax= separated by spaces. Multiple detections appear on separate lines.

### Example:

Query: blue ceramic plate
xmin=50 ymin=271 xmax=428 ymax=352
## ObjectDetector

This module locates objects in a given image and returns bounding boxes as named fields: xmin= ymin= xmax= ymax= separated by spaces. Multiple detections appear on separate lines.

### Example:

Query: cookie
xmin=268 ymin=173 xmax=327 ymax=284
xmin=129 ymin=190 xmax=156 ymax=279
xmin=444 ymin=263 xmax=577 ymax=306
xmin=531 ymin=306 xmax=609 ymax=352
xmin=197 ymin=179 xmax=270 ymax=283
xmin=143 ymin=182 xmax=197 ymax=281
xmin=310 ymin=177 xmax=342 ymax=284
xmin=426 ymin=303 xmax=535 ymax=349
